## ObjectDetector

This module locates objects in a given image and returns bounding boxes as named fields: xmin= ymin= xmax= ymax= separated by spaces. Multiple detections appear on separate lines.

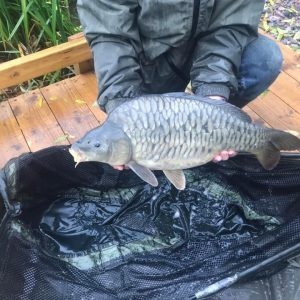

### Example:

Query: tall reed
xmin=0 ymin=0 xmax=80 ymax=91
xmin=0 ymin=0 xmax=80 ymax=58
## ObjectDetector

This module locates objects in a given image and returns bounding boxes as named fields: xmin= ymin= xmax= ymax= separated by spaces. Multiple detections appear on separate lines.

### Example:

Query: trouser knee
xmin=229 ymin=35 xmax=283 ymax=108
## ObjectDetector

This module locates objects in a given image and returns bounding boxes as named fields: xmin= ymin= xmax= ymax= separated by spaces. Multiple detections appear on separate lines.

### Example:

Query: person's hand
xmin=212 ymin=150 xmax=237 ymax=163
xmin=208 ymin=95 xmax=227 ymax=101
xmin=112 ymin=165 xmax=126 ymax=171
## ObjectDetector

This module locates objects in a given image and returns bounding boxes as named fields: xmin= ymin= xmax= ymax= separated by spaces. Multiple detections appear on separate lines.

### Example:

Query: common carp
xmin=69 ymin=94 xmax=300 ymax=190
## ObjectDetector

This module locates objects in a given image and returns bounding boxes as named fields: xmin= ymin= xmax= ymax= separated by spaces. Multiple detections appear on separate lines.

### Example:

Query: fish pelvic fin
xmin=255 ymin=129 xmax=300 ymax=170
xmin=163 ymin=170 xmax=186 ymax=190
xmin=127 ymin=161 xmax=158 ymax=187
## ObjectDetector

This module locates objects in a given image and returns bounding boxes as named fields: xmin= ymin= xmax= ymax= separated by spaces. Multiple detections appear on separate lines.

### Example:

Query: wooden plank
xmin=68 ymin=32 xmax=85 ymax=40
xmin=68 ymin=72 xmax=107 ymax=123
xmin=40 ymin=79 xmax=100 ymax=142
xmin=268 ymin=72 xmax=300 ymax=114
xmin=68 ymin=33 xmax=94 ymax=75
xmin=9 ymin=90 xmax=67 ymax=151
xmin=243 ymin=105 xmax=270 ymax=127
xmin=0 ymin=101 xmax=30 ymax=168
xmin=0 ymin=37 xmax=92 ymax=89
xmin=281 ymin=47 xmax=300 ymax=82
xmin=248 ymin=91 xmax=300 ymax=134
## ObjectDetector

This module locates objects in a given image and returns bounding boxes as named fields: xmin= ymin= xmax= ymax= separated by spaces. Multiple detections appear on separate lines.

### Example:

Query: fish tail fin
xmin=268 ymin=129 xmax=300 ymax=150
xmin=254 ymin=129 xmax=300 ymax=170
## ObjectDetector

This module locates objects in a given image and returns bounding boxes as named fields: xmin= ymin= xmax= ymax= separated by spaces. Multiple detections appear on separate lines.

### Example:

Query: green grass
xmin=0 ymin=0 xmax=80 ymax=58
xmin=0 ymin=0 xmax=81 ymax=96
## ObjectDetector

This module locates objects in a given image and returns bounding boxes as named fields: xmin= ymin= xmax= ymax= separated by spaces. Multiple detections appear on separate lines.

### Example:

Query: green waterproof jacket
xmin=77 ymin=0 xmax=265 ymax=112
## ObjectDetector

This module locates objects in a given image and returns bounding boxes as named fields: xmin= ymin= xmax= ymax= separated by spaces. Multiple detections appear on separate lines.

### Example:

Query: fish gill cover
xmin=0 ymin=145 xmax=300 ymax=299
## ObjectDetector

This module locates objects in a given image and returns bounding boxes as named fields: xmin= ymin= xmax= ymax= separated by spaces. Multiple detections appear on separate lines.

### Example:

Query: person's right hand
xmin=212 ymin=150 xmax=237 ymax=163
xmin=112 ymin=165 xmax=126 ymax=170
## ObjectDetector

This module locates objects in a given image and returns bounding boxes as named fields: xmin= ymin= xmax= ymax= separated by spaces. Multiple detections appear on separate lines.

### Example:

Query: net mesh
xmin=1 ymin=146 xmax=300 ymax=299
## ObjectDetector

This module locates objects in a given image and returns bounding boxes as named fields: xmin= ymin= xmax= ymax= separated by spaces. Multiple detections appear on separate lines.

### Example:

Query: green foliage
xmin=0 ymin=0 xmax=80 ymax=95
xmin=0 ymin=0 xmax=80 ymax=60
xmin=261 ymin=0 xmax=300 ymax=51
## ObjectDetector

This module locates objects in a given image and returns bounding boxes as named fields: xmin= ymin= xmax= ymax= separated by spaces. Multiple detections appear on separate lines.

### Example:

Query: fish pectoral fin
xmin=127 ymin=161 xmax=158 ymax=187
xmin=163 ymin=170 xmax=186 ymax=190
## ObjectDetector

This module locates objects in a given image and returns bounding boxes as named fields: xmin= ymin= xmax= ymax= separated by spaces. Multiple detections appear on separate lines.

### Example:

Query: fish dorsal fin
xmin=127 ymin=161 xmax=158 ymax=187
xmin=163 ymin=170 xmax=186 ymax=190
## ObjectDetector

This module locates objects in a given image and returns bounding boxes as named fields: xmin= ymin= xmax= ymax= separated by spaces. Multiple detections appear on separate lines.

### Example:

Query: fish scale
xmin=110 ymin=96 xmax=265 ymax=168
xmin=70 ymin=94 xmax=300 ymax=189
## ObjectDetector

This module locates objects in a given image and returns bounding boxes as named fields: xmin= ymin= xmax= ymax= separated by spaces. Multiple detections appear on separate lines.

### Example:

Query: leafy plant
xmin=0 ymin=0 xmax=80 ymax=96
xmin=0 ymin=0 xmax=80 ymax=58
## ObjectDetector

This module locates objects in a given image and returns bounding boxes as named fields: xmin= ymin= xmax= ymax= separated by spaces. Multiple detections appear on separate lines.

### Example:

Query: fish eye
xmin=94 ymin=142 xmax=101 ymax=148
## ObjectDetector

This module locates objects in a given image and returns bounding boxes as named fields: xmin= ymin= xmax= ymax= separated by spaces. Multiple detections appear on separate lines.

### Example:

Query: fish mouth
xmin=69 ymin=147 xmax=88 ymax=167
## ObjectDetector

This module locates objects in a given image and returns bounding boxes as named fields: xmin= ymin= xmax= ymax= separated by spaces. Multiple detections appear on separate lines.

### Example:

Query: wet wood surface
xmin=0 ymin=41 xmax=300 ymax=168
xmin=0 ymin=36 xmax=91 ymax=89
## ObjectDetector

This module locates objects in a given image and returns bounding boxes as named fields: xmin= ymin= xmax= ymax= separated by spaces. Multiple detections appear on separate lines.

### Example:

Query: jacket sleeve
xmin=77 ymin=0 xmax=143 ymax=112
xmin=191 ymin=0 xmax=265 ymax=99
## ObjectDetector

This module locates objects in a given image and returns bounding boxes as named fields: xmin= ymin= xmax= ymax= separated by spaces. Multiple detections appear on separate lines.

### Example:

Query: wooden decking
xmin=1 ymin=37 xmax=300 ymax=168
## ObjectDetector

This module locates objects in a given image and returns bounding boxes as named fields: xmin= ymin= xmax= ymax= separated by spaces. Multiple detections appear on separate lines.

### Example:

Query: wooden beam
xmin=68 ymin=33 xmax=94 ymax=74
xmin=0 ymin=37 xmax=92 ymax=90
